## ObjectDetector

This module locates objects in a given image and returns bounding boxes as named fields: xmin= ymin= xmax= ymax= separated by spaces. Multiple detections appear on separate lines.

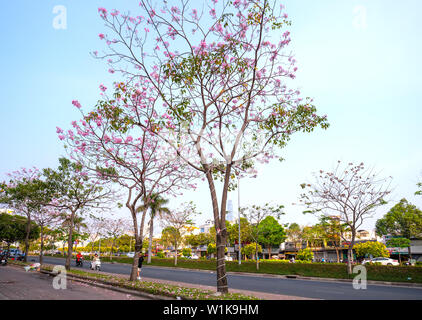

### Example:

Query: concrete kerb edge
xmin=35 ymin=257 xmax=422 ymax=289
xmin=38 ymin=269 xmax=175 ymax=300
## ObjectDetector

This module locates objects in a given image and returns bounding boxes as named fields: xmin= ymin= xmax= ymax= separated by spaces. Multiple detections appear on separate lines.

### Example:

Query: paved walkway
xmin=0 ymin=265 xmax=147 ymax=300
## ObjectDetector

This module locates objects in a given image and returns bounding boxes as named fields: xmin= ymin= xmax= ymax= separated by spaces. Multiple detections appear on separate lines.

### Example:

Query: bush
xmin=156 ymin=251 xmax=165 ymax=258
xmin=296 ymin=248 xmax=313 ymax=261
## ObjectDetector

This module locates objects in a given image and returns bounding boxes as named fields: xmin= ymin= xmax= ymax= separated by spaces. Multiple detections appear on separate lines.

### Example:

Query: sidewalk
xmin=0 ymin=265 xmax=147 ymax=300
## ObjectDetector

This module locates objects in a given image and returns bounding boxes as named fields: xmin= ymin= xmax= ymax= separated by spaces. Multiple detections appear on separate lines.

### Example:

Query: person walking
xmin=137 ymin=253 xmax=144 ymax=280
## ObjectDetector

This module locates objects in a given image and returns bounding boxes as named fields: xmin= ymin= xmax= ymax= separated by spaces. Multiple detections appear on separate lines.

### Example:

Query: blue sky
xmin=0 ymin=0 xmax=421 ymax=232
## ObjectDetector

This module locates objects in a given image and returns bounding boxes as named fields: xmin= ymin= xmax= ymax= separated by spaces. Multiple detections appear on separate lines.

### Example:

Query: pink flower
xmin=58 ymin=135 xmax=65 ymax=141
xmin=56 ymin=127 xmax=63 ymax=134
xmin=99 ymin=84 xmax=107 ymax=92
xmin=72 ymin=100 xmax=82 ymax=109
xmin=99 ymin=33 xmax=105 ymax=40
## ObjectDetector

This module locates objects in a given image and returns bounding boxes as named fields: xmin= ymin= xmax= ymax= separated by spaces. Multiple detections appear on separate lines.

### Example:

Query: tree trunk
xmin=347 ymin=234 xmax=356 ymax=275
xmin=110 ymin=239 xmax=115 ymax=262
xmin=268 ymin=245 xmax=272 ymax=260
xmin=148 ymin=218 xmax=154 ymax=264
xmin=335 ymin=247 xmax=340 ymax=263
xmin=255 ymin=243 xmax=259 ymax=270
xmin=205 ymin=164 xmax=230 ymax=294
xmin=23 ymin=213 xmax=31 ymax=262
xmin=174 ymin=244 xmax=178 ymax=266
xmin=39 ymin=225 xmax=44 ymax=266
xmin=65 ymin=211 xmax=76 ymax=270
xmin=408 ymin=244 xmax=412 ymax=260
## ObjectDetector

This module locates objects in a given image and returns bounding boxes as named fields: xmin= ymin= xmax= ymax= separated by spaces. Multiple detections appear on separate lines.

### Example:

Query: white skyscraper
xmin=226 ymin=200 xmax=234 ymax=222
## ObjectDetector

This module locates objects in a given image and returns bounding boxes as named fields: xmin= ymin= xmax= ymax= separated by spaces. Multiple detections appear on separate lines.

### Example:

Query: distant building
xmin=226 ymin=200 xmax=234 ymax=222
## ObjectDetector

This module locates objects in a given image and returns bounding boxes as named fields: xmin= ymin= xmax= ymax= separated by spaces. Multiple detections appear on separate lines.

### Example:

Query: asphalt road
xmin=0 ymin=265 xmax=146 ymax=300
xmin=31 ymin=256 xmax=422 ymax=300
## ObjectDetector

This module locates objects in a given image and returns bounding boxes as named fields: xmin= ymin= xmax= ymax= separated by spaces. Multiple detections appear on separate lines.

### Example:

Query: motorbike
xmin=90 ymin=259 xmax=101 ymax=271
xmin=76 ymin=257 xmax=83 ymax=267
xmin=0 ymin=254 xmax=7 ymax=266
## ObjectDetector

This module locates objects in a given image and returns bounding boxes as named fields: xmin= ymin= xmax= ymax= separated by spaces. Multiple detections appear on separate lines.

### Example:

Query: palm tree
xmin=137 ymin=194 xmax=170 ymax=264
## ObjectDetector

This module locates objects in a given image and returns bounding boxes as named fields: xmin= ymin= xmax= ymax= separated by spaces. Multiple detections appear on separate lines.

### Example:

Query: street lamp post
xmin=238 ymin=174 xmax=241 ymax=265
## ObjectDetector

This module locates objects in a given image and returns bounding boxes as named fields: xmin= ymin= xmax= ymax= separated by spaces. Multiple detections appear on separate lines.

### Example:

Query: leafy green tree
xmin=43 ymin=157 xmax=115 ymax=270
xmin=0 ymin=213 xmax=39 ymax=251
xmin=376 ymin=198 xmax=422 ymax=259
xmin=354 ymin=241 xmax=389 ymax=259
xmin=207 ymin=243 xmax=217 ymax=257
xmin=241 ymin=243 xmax=262 ymax=260
xmin=386 ymin=237 xmax=411 ymax=263
xmin=296 ymin=247 xmax=314 ymax=261
xmin=0 ymin=170 xmax=53 ymax=262
xmin=286 ymin=223 xmax=303 ymax=250
xmin=257 ymin=216 xmax=286 ymax=259
xmin=241 ymin=203 xmax=284 ymax=270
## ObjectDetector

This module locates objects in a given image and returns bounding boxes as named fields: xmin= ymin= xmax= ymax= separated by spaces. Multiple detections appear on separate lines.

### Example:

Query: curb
xmin=39 ymin=269 xmax=175 ymax=300
xmin=35 ymin=256 xmax=422 ymax=289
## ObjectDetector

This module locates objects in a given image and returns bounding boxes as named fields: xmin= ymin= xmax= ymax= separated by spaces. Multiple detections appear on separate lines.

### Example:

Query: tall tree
xmin=300 ymin=161 xmax=392 ymax=274
xmin=240 ymin=203 xmax=284 ymax=270
xmin=0 ymin=213 xmax=39 ymax=252
xmin=43 ymin=158 xmax=115 ymax=270
xmin=257 ymin=216 xmax=286 ymax=259
xmin=93 ymin=0 xmax=329 ymax=293
xmin=375 ymin=198 xmax=422 ymax=259
xmin=286 ymin=223 xmax=302 ymax=250
xmin=59 ymin=86 xmax=197 ymax=280
xmin=0 ymin=168 xmax=52 ymax=261
xmin=160 ymin=201 xmax=200 ymax=266
xmin=102 ymin=217 xmax=131 ymax=261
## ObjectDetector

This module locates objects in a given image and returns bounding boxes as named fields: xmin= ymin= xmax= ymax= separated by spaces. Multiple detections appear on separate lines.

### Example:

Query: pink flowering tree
xmin=93 ymin=0 xmax=329 ymax=292
xmin=59 ymin=83 xmax=198 ymax=280
xmin=299 ymin=161 xmax=392 ymax=274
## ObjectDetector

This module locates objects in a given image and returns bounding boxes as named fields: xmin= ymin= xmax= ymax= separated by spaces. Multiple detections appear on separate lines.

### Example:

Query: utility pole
xmin=238 ymin=174 xmax=241 ymax=265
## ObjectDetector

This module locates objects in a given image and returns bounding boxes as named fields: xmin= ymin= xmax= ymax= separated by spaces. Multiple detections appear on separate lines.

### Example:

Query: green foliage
xmin=257 ymin=216 xmax=286 ymax=250
xmin=354 ymin=241 xmax=390 ymax=258
xmin=0 ymin=213 xmax=40 ymax=245
xmin=296 ymin=248 xmax=314 ymax=261
xmin=182 ymin=248 xmax=192 ymax=257
xmin=386 ymin=237 xmax=411 ymax=249
xmin=241 ymin=243 xmax=262 ymax=258
xmin=207 ymin=243 xmax=216 ymax=255
xmin=376 ymin=198 xmax=422 ymax=239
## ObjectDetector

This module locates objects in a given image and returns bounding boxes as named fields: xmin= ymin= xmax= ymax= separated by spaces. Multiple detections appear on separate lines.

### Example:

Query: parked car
xmin=362 ymin=257 xmax=399 ymax=266
xmin=225 ymin=256 xmax=233 ymax=261
xmin=126 ymin=252 xmax=135 ymax=258
xmin=190 ymin=255 xmax=199 ymax=260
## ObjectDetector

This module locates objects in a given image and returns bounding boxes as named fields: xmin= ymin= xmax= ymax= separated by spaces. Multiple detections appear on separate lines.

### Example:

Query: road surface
xmin=29 ymin=256 xmax=422 ymax=300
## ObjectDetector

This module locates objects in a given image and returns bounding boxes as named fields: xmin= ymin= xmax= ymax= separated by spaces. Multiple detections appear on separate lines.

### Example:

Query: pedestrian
xmin=137 ymin=253 xmax=144 ymax=280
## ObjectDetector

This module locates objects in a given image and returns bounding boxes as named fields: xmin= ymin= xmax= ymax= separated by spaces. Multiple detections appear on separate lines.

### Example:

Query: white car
xmin=362 ymin=257 xmax=399 ymax=266
xmin=225 ymin=256 xmax=233 ymax=261
xmin=126 ymin=252 xmax=135 ymax=258
xmin=190 ymin=255 xmax=199 ymax=260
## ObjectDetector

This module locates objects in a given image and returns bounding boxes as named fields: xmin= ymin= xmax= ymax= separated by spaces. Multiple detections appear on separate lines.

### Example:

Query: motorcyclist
xmin=91 ymin=253 xmax=101 ymax=270
xmin=76 ymin=252 xmax=83 ymax=265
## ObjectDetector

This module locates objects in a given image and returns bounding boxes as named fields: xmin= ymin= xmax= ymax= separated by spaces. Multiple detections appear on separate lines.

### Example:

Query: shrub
xmin=296 ymin=248 xmax=314 ymax=261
